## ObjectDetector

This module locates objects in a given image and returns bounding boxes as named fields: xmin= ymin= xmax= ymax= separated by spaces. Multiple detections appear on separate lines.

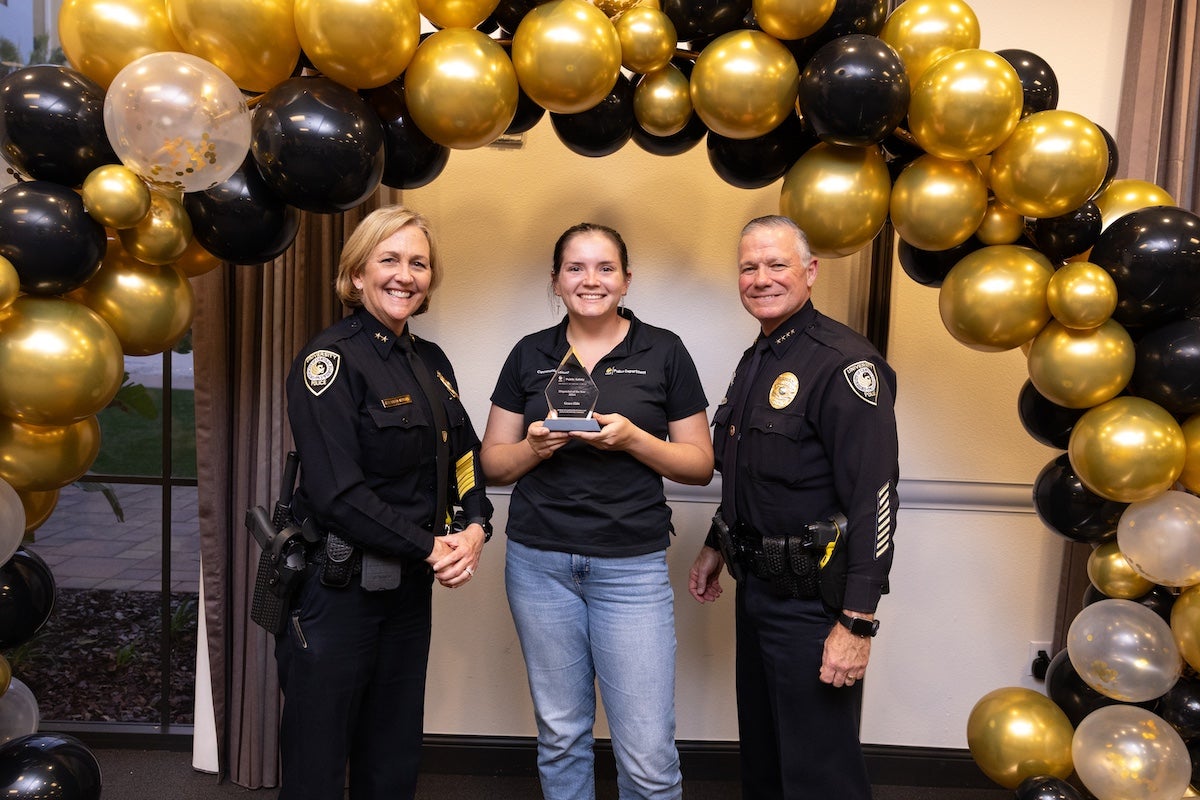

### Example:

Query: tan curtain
xmin=194 ymin=198 xmax=380 ymax=788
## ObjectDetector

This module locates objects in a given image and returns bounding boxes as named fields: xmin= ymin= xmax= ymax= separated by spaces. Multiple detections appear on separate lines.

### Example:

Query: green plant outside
xmin=91 ymin=388 xmax=198 ymax=479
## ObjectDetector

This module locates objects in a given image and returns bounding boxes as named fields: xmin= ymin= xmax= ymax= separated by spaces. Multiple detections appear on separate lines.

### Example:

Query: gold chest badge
xmin=769 ymin=372 xmax=799 ymax=409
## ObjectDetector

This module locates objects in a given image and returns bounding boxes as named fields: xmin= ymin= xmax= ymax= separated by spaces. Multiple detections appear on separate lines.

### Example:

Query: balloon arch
xmin=1 ymin=0 xmax=1199 ymax=797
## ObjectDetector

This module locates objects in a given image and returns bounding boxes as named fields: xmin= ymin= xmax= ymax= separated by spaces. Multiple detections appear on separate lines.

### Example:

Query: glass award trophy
xmin=543 ymin=348 xmax=601 ymax=431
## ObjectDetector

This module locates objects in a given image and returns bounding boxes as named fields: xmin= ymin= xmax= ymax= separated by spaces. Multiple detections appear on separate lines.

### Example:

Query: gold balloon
xmin=752 ymin=0 xmax=836 ymax=41
xmin=405 ymin=29 xmax=519 ymax=150
xmin=908 ymin=49 xmax=1024 ymax=161
xmin=634 ymin=65 xmax=693 ymax=137
xmin=418 ymin=0 xmax=500 ymax=28
xmin=1088 ymin=541 xmax=1155 ymax=599
xmin=1094 ymin=178 xmax=1176 ymax=231
xmin=173 ymin=237 xmax=223 ymax=279
xmin=165 ymin=0 xmax=301 ymax=92
xmin=295 ymin=0 xmax=420 ymax=89
xmin=1181 ymin=415 xmax=1200 ymax=494
xmin=988 ymin=110 xmax=1109 ymax=219
xmin=878 ymin=0 xmax=980 ymax=84
xmin=966 ymin=686 xmax=1074 ymax=789
xmin=17 ymin=488 xmax=59 ymax=534
xmin=1046 ymin=262 xmax=1118 ymax=330
xmin=118 ymin=190 xmax=193 ymax=266
xmin=81 ymin=165 xmax=151 ymax=230
xmin=890 ymin=154 xmax=988 ymax=251
xmin=0 ymin=415 xmax=102 ymax=493
xmin=0 ymin=653 xmax=10 ymax=698
xmin=59 ymin=0 xmax=184 ymax=89
xmin=938 ymin=245 xmax=1054 ymax=352
xmin=779 ymin=143 xmax=891 ymax=258
xmin=975 ymin=197 xmax=1024 ymax=245
xmin=691 ymin=30 xmax=800 ymax=140
xmin=1069 ymin=397 xmax=1187 ymax=503
xmin=1026 ymin=319 xmax=1133 ymax=409
xmin=615 ymin=6 xmax=678 ymax=74
xmin=1172 ymin=585 xmax=1200 ymax=673
xmin=512 ymin=0 xmax=623 ymax=114
xmin=0 ymin=296 xmax=124 ymax=426
xmin=0 ymin=256 xmax=18 ymax=312
xmin=595 ymin=0 xmax=642 ymax=14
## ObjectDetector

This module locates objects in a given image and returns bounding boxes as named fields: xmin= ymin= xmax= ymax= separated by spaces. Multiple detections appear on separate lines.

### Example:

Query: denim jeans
xmin=505 ymin=538 xmax=682 ymax=800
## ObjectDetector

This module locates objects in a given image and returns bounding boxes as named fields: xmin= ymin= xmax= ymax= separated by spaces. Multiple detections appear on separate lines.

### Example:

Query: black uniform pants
xmin=275 ymin=566 xmax=434 ymax=800
xmin=735 ymin=575 xmax=871 ymax=800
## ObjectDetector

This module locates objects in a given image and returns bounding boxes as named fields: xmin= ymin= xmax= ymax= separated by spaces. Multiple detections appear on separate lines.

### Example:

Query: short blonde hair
xmin=335 ymin=206 xmax=442 ymax=314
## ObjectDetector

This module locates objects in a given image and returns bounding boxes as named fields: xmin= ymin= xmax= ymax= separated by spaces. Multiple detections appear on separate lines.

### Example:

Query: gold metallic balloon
xmin=1026 ymin=319 xmax=1134 ymax=409
xmin=908 ymin=49 xmax=1023 ymax=161
xmin=878 ymin=0 xmax=980 ymax=85
xmin=595 ymin=0 xmax=642 ymax=14
xmin=0 ymin=415 xmax=102 ymax=493
xmin=81 ymin=165 xmax=151 ymax=230
xmin=966 ymin=686 xmax=1074 ymax=789
xmin=890 ymin=154 xmax=988 ymax=251
xmin=1046 ymin=262 xmax=1118 ymax=330
xmin=975 ymin=197 xmax=1024 ymax=245
xmin=405 ymin=29 xmax=520 ymax=150
xmin=17 ymin=488 xmax=58 ymax=534
xmin=0 ymin=297 xmax=123 ymax=426
xmin=1069 ymin=397 xmax=1187 ymax=503
xmin=59 ymin=0 xmax=185 ymax=89
xmin=1181 ymin=414 xmax=1200 ymax=495
xmin=691 ymin=30 xmax=800 ymax=140
xmin=615 ymin=6 xmax=678 ymax=74
xmin=1093 ymin=179 xmax=1176 ymax=232
xmin=512 ymin=0 xmax=623 ymax=114
xmin=634 ymin=65 xmax=693 ymax=137
xmin=418 ymin=0 xmax=500 ymax=28
xmin=1088 ymin=541 xmax=1155 ymax=600
xmin=0 ymin=653 xmax=10 ymax=698
xmin=118 ymin=190 xmax=193 ymax=266
xmin=988 ymin=110 xmax=1109 ymax=219
xmin=173 ymin=237 xmax=223 ymax=279
xmin=938 ymin=245 xmax=1054 ymax=352
xmin=0 ymin=256 xmax=18 ymax=312
xmin=780 ymin=143 xmax=891 ymax=258
xmin=295 ymin=0 xmax=420 ymax=89
xmin=165 ymin=0 xmax=301 ymax=93
xmin=1174 ymin=584 xmax=1200 ymax=673
xmin=753 ymin=0 xmax=836 ymax=41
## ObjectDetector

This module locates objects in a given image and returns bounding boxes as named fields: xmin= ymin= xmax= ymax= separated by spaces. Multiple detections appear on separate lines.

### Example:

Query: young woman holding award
xmin=480 ymin=222 xmax=714 ymax=800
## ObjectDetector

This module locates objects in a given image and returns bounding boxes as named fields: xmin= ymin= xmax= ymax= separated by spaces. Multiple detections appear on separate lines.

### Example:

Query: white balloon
xmin=1118 ymin=490 xmax=1200 ymax=587
xmin=0 ymin=478 xmax=23 ymax=566
xmin=1072 ymin=704 xmax=1191 ymax=800
xmin=1067 ymin=599 xmax=1182 ymax=702
xmin=0 ymin=678 xmax=39 ymax=744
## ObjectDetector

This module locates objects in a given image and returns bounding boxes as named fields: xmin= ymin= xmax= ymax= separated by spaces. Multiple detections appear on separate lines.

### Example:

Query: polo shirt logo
xmin=604 ymin=367 xmax=647 ymax=375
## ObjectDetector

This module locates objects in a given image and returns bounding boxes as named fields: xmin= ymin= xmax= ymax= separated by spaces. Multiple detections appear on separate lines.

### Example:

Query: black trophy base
xmin=543 ymin=417 xmax=601 ymax=432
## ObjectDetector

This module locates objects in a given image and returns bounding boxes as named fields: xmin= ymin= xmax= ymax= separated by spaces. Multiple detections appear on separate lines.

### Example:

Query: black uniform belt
xmin=712 ymin=514 xmax=847 ymax=601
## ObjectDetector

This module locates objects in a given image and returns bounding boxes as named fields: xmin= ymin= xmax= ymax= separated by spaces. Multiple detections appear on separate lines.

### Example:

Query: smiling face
xmin=737 ymin=224 xmax=818 ymax=335
xmin=552 ymin=230 xmax=631 ymax=320
xmin=352 ymin=225 xmax=432 ymax=335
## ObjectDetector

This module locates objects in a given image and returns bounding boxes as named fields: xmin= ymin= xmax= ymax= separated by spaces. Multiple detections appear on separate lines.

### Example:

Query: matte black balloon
xmin=798 ymin=34 xmax=909 ymax=146
xmin=1092 ymin=124 xmax=1118 ymax=200
xmin=783 ymin=0 xmax=889 ymax=69
xmin=706 ymin=114 xmax=813 ymax=189
xmin=1014 ymin=775 xmax=1085 ymax=800
xmin=0 ymin=547 xmax=56 ymax=649
xmin=1158 ymin=675 xmax=1200 ymax=740
xmin=1027 ymin=202 xmax=1102 ymax=264
xmin=1033 ymin=453 xmax=1125 ymax=544
xmin=0 ymin=65 xmax=119 ymax=187
xmin=996 ymin=49 xmax=1059 ymax=118
xmin=0 ymin=181 xmax=106 ymax=295
xmin=1090 ymin=205 xmax=1200 ymax=330
xmin=1129 ymin=318 xmax=1200 ymax=416
xmin=1018 ymin=379 xmax=1085 ymax=449
xmin=0 ymin=733 xmax=102 ymax=800
xmin=896 ymin=236 xmax=982 ymax=288
xmin=1044 ymin=648 xmax=1122 ymax=727
xmin=362 ymin=80 xmax=451 ymax=190
xmin=251 ymin=77 xmax=385 ymax=215
xmin=664 ymin=0 xmax=751 ymax=42
xmin=183 ymin=157 xmax=300 ymax=265
xmin=550 ymin=74 xmax=633 ymax=158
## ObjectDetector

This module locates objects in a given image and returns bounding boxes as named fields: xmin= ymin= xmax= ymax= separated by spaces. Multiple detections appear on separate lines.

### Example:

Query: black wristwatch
xmin=838 ymin=613 xmax=880 ymax=638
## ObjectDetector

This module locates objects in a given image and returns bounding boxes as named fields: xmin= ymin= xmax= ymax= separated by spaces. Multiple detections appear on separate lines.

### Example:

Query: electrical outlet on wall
xmin=1028 ymin=641 xmax=1052 ymax=677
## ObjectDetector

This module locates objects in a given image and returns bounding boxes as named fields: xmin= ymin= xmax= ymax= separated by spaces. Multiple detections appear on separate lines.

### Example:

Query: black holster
xmin=743 ymin=513 xmax=848 ymax=602
xmin=247 ymin=506 xmax=312 ymax=635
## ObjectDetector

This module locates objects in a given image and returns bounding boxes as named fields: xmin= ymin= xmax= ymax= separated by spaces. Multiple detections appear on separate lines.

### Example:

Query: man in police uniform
xmin=689 ymin=215 xmax=898 ymax=799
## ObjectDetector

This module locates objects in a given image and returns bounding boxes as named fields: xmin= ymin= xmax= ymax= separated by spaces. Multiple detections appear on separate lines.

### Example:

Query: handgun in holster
xmin=247 ymin=451 xmax=317 ymax=634
xmin=708 ymin=514 xmax=747 ymax=583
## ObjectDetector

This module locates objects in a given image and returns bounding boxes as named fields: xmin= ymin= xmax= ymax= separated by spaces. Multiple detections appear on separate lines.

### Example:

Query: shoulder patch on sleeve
xmin=303 ymin=350 xmax=341 ymax=396
xmin=843 ymin=360 xmax=879 ymax=406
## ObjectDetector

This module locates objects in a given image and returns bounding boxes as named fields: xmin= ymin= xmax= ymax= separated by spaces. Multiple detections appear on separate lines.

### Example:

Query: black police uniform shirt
xmin=285 ymin=307 xmax=492 ymax=561
xmin=490 ymin=308 xmax=708 ymax=558
xmin=714 ymin=300 xmax=898 ymax=613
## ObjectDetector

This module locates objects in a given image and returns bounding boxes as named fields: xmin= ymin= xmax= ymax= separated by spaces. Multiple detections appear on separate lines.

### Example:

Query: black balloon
xmin=1015 ymin=775 xmax=1085 ymax=800
xmin=183 ymin=157 xmax=301 ymax=265
xmin=1188 ymin=736 xmax=1200 ymax=791
xmin=1090 ymin=205 xmax=1200 ymax=330
xmin=506 ymin=84 xmax=547 ymax=135
xmin=996 ymin=49 xmax=1059 ymax=118
xmin=0 ymin=547 xmax=56 ymax=649
xmin=494 ymin=0 xmax=544 ymax=35
xmin=1158 ymin=675 xmax=1200 ymax=740
xmin=1092 ymin=125 xmax=1119 ymax=200
xmin=896 ymin=236 xmax=982 ymax=287
xmin=251 ymin=77 xmax=385 ymax=214
xmin=362 ymin=80 xmax=451 ymax=190
xmin=0 ymin=65 xmax=118 ymax=187
xmin=1027 ymin=202 xmax=1102 ymax=264
xmin=1018 ymin=379 xmax=1086 ymax=449
xmin=783 ymin=0 xmax=889 ymax=70
xmin=0 ymin=733 xmax=101 ymax=800
xmin=550 ymin=74 xmax=634 ymax=158
xmin=706 ymin=113 xmax=813 ymax=189
xmin=798 ymin=34 xmax=909 ymax=146
xmin=1044 ymin=648 xmax=1121 ymax=727
xmin=633 ymin=113 xmax=709 ymax=156
xmin=1129 ymin=318 xmax=1200 ymax=416
xmin=1033 ymin=453 xmax=1126 ymax=544
xmin=0 ymin=181 xmax=106 ymax=295
xmin=664 ymin=0 xmax=751 ymax=42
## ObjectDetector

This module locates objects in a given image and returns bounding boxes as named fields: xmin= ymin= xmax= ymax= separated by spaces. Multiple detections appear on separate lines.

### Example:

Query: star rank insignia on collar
xmin=374 ymin=332 xmax=389 ymax=343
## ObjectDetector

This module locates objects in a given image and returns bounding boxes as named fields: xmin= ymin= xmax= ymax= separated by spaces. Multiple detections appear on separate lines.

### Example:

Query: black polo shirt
xmin=491 ymin=308 xmax=708 ymax=557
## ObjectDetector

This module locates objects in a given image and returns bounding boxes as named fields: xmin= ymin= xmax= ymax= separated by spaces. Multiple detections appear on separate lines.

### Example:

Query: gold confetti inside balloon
xmin=512 ymin=0 xmax=623 ymax=114
xmin=119 ymin=190 xmax=194 ymax=266
xmin=966 ymin=686 xmax=1074 ymax=789
xmin=691 ymin=30 xmax=800 ymax=140
xmin=1072 ymin=704 xmax=1190 ymax=800
xmin=615 ymin=6 xmax=677 ymax=74
xmin=633 ymin=65 xmax=693 ymax=137
xmin=890 ymin=154 xmax=988 ymax=251
xmin=81 ymin=165 xmax=151 ymax=230
xmin=0 ymin=415 xmax=102 ymax=492
xmin=296 ymin=0 xmax=421 ymax=89
xmin=938 ymin=245 xmax=1054 ymax=352
xmin=1069 ymin=397 xmax=1186 ymax=503
xmin=60 ymin=0 xmax=184 ymax=89
xmin=988 ymin=110 xmax=1109 ymax=219
xmin=1087 ymin=541 xmax=1154 ymax=599
xmin=753 ymin=0 xmax=836 ymax=41
xmin=1026 ymin=319 xmax=1134 ymax=409
xmin=166 ymin=0 xmax=301 ymax=92
xmin=780 ymin=143 xmax=891 ymax=258
xmin=878 ymin=0 xmax=980 ymax=84
xmin=908 ymin=49 xmax=1023 ymax=161
xmin=1045 ymin=262 xmax=1118 ymax=330
xmin=1094 ymin=178 xmax=1176 ymax=231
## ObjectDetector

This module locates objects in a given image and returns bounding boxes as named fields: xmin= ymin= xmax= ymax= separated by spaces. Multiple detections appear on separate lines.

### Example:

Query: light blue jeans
xmin=505 ymin=538 xmax=683 ymax=800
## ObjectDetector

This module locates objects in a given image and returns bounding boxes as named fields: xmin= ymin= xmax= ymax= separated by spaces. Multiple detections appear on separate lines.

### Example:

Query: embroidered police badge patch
xmin=843 ymin=360 xmax=879 ymax=406
xmin=304 ymin=350 xmax=341 ymax=397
